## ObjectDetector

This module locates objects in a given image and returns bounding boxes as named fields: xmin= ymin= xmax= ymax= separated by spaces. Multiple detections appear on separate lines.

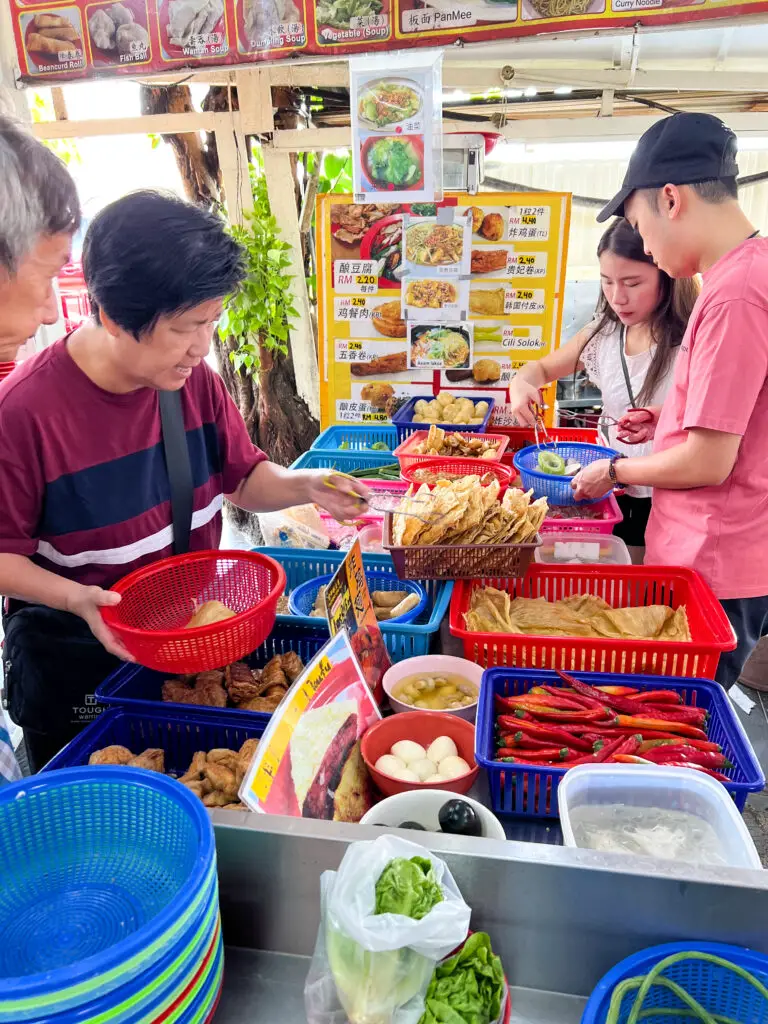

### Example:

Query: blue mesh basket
xmin=311 ymin=424 xmax=398 ymax=452
xmin=513 ymin=442 xmax=620 ymax=506
xmin=288 ymin=571 xmax=427 ymax=624
xmin=581 ymin=941 xmax=768 ymax=1024
xmin=0 ymin=767 xmax=215 ymax=1018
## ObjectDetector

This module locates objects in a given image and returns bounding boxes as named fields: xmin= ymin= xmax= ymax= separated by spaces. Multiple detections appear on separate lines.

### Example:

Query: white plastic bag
xmin=304 ymin=835 xmax=471 ymax=1024
xmin=257 ymin=504 xmax=332 ymax=550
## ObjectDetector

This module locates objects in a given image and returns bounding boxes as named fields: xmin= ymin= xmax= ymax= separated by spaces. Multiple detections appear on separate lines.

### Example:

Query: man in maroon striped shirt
xmin=0 ymin=189 xmax=368 ymax=769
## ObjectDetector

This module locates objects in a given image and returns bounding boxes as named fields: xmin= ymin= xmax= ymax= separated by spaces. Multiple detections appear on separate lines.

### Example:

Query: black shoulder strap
xmin=618 ymin=324 xmax=637 ymax=409
xmin=158 ymin=389 xmax=193 ymax=555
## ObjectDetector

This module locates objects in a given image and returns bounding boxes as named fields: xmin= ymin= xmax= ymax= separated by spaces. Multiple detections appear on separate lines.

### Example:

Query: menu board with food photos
xmin=8 ymin=0 xmax=768 ymax=82
xmin=317 ymin=191 xmax=570 ymax=428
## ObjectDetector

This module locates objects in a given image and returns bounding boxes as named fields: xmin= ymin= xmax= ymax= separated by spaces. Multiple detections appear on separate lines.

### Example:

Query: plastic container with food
xmin=534 ymin=533 xmax=631 ymax=565
xmin=382 ymin=655 xmax=483 ymax=721
xmin=559 ymin=764 xmax=761 ymax=870
xmin=360 ymin=789 xmax=506 ymax=841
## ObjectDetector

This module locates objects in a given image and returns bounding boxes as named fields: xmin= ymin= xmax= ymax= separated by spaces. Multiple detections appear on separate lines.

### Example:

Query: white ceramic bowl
xmin=382 ymin=655 xmax=483 ymax=721
xmin=360 ymin=788 xmax=506 ymax=841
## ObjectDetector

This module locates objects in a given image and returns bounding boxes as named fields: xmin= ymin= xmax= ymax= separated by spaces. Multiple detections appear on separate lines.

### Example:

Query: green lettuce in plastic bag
xmin=419 ymin=933 xmax=505 ymax=1024
xmin=326 ymin=857 xmax=445 ymax=1023
xmin=375 ymin=857 xmax=444 ymax=920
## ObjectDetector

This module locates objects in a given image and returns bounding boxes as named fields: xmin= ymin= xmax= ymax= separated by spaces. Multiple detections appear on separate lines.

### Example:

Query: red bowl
xmin=361 ymin=712 xmax=478 ymax=797
xmin=102 ymin=550 xmax=286 ymax=674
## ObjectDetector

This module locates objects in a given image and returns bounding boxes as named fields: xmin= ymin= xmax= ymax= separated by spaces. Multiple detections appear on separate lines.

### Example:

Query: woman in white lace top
xmin=508 ymin=218 xmax=699 ymax=559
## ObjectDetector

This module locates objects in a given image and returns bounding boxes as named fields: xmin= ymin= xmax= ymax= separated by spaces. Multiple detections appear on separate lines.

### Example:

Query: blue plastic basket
xmin=311 ymin=424 xmax=398 ymax=452
xmin=289 ymin=572 xmax=427 ymax=624
xmin=581 ymin=941 xmax=768 ymax=1024
xmin=475 ymin=668 xmax=765 ymax=818
xmin=0 ymin=766 xmax=215 ymax=1017
xmin=258 ymin=548 xmax=452 ymax=662
xmin=391 ymin=395 xmax=495 ymax=445
xmin=513 ymin=442 xmax=620 ymax=506
xmin=289 ymin=450 xmax=399 ymax=475
xmin=44 ymin=705 xmax=267 ymax=775
xmin=95 ymin=617 xmax=329 ymax=722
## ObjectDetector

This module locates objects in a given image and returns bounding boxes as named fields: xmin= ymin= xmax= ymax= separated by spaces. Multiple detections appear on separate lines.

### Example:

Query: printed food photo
xmin=87 ymin=0 xmax=149 ymax=64
xmin=406 ymin=221 xmax=465 ymax=266
xmin=357 ymin=78 xmax=423 ymax=130
xmin=360 ymin=136 xmax=425 ymax=192
xmin=410 ymin=325 xmax=471 ymax=369
xmin=23 ymin=9 xmax=85 ymax=69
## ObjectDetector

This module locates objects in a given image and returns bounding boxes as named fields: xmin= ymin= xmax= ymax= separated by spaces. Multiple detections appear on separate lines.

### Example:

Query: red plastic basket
xmin=450 ymin=565 xmax=736 ymax=677
xmin=102 ymin=550 xmax=286 ymax=674
xmin=394 ymin=430 xmax=510 ymax=475
xmin=400 ymin=458 xmax=513 ymax=493
xmin=541 ymin=493 xmax=623 ymax=536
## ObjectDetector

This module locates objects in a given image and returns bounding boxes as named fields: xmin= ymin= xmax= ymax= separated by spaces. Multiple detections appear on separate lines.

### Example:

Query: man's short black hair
xmin=82 ymin=190 xmax=245 ymax=338
xmin=642 ymin=177 xmax=738 ymax=210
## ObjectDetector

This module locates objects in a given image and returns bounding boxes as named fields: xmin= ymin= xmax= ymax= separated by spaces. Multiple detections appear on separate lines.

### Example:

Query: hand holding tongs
xmin=322 ymin=471 xmax=439 ymax=526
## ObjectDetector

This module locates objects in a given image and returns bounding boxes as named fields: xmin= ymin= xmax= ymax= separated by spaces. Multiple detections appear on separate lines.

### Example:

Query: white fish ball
xmin=426 ymin=736 xmax=458 ymax=764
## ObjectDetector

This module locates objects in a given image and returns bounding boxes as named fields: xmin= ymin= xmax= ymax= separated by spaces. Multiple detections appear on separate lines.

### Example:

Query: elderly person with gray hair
xmin=0 ymin=118 xmax=77 ymax=780
xmin=0 ymin=115 xmax=79 ymax=383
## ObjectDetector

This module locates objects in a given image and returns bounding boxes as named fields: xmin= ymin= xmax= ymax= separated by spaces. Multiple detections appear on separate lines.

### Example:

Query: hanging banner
xmin=350 ymin=49 xmax=443 ymax=205
xmin=9 ymin=0 xmax=768 ymax=83
xmin=317 ymin=191 xmax=570 ymax=428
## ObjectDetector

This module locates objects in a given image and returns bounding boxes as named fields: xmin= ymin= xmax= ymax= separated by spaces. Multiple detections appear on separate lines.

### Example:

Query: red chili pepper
xmin=614 ymin=754 xmax=655 ymax=764
xmin=562 ymin=735 xmax=629 ymax=766
xmin=497 ymin=733 xmax=569 ymax=751
xmin=556 ymin=670 xmax=706 ymax=726
xmin=659 ymin=762 xmax=730 ymax=782
xmin=623 ymin=690 xmax=683 ymax=706
xmin=595 ymin=685 xmax=640 ymax=696
xmin=615 ymin=715 xmax=708 ymax=740
xmin=496 ymin=715 xmax=593 ymax=751
xmin=538 ymin=685 xmax=602 ymax=711
xmin=497 ymin=747 xmax=570 ymax=764
xmin=644 ymin=746 xmax=733 ymax=770
xmin=512 ymin=707 xmax=610 ymax=723
xmin=608 ymin=734 xmax=643 ymax=759
xmin=639 ymin=738 xmax=721 ymax=754
xmin=506 ymin=696 xmax=595 ymax=714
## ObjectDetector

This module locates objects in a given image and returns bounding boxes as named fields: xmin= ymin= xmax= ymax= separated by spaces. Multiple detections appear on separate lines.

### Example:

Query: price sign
xmin=334 ymin=297 xmax=375 ymax=321
xmin=503 ymin=288 xmax=546 ymax=315
xmin=508 ymin=206 xmax=551 ymax=242
xmin=502 ymin=326 xmax=546 ymax=351
xmin=334 ymin=261 xmax=379 ymax=295
xmin=506 ymin=252 xmax=548 ymax=278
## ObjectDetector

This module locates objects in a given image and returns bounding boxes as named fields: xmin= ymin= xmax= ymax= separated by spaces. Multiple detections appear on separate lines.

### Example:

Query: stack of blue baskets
xmin=0 ymin=767 xmax=222 ymax=1023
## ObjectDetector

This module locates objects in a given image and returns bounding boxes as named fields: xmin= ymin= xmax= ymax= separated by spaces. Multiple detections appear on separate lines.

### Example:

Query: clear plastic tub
xmin=534 ymin=532 xmax=631 ymax=565
xmin=559 ymin=765 xmax=761 ymax=870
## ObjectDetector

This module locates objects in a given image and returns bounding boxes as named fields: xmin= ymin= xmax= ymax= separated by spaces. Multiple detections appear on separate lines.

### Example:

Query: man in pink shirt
xmin=573 ymin=113 xmax=768 ymax=688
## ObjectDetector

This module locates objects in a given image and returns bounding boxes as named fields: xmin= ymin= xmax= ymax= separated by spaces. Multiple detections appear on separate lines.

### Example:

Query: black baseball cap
xmin=597 ymin=112 xmax=739 ymax=223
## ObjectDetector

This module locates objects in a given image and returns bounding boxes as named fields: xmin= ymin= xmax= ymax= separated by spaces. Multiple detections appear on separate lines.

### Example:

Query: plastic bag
xmin=304 ymin=835 xmax=471 ymax=1024
xmin=257 ymin=504 xmax=332 ymax=550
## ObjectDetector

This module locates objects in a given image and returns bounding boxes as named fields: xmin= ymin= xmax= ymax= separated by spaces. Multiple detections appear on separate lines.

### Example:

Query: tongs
xmin=322 ymin=472 xmax=443 ymax=526
xmin=532 ymin=402 xmax=551 ymax=449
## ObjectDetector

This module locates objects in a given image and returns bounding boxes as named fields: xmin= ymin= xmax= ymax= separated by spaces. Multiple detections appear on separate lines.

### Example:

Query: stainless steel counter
xmin=211 ymin=812 xmax=768 ymax=1022
xmin=215 ymin=948 xmax=587 ymax=1024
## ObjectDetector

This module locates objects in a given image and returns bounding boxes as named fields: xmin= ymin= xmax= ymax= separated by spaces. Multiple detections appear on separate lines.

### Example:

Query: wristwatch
xmin=608 ymin=453 xmax=626 ymax=486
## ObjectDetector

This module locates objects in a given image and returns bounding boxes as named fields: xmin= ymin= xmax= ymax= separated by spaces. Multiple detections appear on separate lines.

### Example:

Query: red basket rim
xmin=102 ymin=549 xmax=286 ymax=640
xmin=393 ymin=430 xmax=510 ymax=461
xmin=401 ymin=458 xmax=513 ymax=487
xmin=449 ymin=564 xmax=737 ymax=652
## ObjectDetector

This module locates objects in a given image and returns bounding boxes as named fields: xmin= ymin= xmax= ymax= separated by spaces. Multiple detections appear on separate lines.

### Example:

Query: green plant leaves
xmin=218 ymin=170 xmax=299 ymax=376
